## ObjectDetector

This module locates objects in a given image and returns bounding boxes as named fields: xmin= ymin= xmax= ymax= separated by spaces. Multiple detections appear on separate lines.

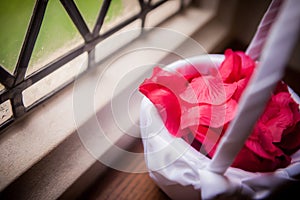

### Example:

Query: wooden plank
xmin=80 ymin=140 xmax=171 ymax=200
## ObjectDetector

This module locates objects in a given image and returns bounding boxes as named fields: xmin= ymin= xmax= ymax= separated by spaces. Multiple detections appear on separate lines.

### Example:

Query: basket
xmin=140 ymin=0 xmax=300 ymax=199
xmin=140 ymin=54 xmax=300 ymax=199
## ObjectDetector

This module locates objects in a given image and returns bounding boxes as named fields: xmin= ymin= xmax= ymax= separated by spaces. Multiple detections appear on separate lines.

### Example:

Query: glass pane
xmin=94 ymin=20 xmax=141 ymax=63
xmin=0 ymin=0 xmax=35 ymax=73
xmin=0 ymin=83 xmax=4 ymax=91
xmin=0 ymin=100 xmax=13 ymax=125
xmin=100 ymin=0 xmax=140 ymax=34
xmin=146 ymin=0 xmax=181 ymax=27
xmin=27 ymin=0 xmax=84 ymax=75
xmin=74 ymin=0 xmax=102 ymax=31
xmin=23 ymin=52 xmax=88 ymax=107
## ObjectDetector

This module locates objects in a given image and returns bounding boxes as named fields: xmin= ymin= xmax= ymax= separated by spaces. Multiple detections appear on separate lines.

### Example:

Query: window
xmin=0 ymin=0 xmax=186 ymax=132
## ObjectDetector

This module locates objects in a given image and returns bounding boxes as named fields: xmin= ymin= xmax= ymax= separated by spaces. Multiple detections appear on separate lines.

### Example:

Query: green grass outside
xmin=0 ymin=0 xmax=122 ymax=74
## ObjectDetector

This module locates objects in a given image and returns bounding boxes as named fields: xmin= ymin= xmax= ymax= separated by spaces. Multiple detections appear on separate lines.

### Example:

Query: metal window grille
xmin=0 ymin=0 xmax=185 ymax=133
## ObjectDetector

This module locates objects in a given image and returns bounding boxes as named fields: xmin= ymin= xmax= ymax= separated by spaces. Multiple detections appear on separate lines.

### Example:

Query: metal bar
xmin=93 ymin=0 xmax=112 ymax=37
xmin=139 ymin=0 xmax=168 ymax=28
xmin=13 ymin=0 xmax=49 ymax=85
xmin=60 ymin=0 xmax=93 ymax=42
xmin=139 ymin=0 xmax=147 ymax=28
xmin=150 ymin=0 xmax=168 ymax=10
xmin=0 ymin=66 xmax=15 ymax=88
xmin=88 ymin=49 xmax=96 ymax=68
xmin=11 ymin=92 xmax=25 ymax=118
xmin=0 ymin=90 xmax=11 ymax=104
xmin=180 ymin=0 xmax=185 ymax=11
xmin=138 ymin=0 xmax=144 ymax=8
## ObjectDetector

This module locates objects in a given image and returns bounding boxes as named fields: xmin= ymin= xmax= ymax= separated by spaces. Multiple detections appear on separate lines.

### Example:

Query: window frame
xmin=0 ymin=0 xmax=185 ymax=132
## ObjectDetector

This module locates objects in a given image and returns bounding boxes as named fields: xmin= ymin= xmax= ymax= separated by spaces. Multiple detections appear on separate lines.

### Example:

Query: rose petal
xmin=232 ymin=146 xmax=290 ymax=172
xmin=175 ymin=64 xmax=201 ymax=82
xmin=149 ymin=67 xmax=188 ymax=93
xmin=272 ymin=92 xmax=293 ymax=106
xmin=180 ymin=99 xmax=238 ymax=129
xmin=279 ymin=123 xmax=300 ymax=154
xmin=236 ymin=51 xmax=255 ymax=77
xmin=194 ymin=125 xmax=224 ymax=155
xmin=265 ymin=107 xmax=293 ymax=142
xmin=139 ymin=84 xmax=182 ymax=136
xmin=229 ymin=122 xmax=292 ymax=172
xmin=274 ymin=81 xmax=289 ymax=94
xmin=180 ymin=75 xmax=237 ymax=105
xmin=259 ymin=92 xmax=296 ymax=142
xmin=246 ymin=123 xmax=285 ymax=160
xmin=275 ymin=91 xmax=300 ymax=153
xmin=139 ymin=67 xmax=188 ymax=136
xmin=219 ymin=49 xmax=242 ymax=83
xmin=233 ymin=78 xmax=248 ymax=101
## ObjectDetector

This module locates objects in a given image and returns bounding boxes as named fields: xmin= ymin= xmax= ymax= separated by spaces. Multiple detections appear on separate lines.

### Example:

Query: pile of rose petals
xmin=139 ymin=49 xmax=300 ymax=172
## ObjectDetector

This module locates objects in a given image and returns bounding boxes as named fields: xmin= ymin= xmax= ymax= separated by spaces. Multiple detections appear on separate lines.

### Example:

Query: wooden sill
xmin=78 ymin=139 xmax=171 ymax=200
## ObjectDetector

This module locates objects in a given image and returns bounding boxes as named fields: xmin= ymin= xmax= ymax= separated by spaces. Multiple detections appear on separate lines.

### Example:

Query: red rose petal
xmin=180 ymin=99 xmax=238 ymax=129
xmin=150 ymin=67 xmax=188 ymax=93
xmin=275 ymin=91 xmax=300 ymax=153
xmin=279 ymin=123 xmax=300 ymax=154
xmin=232 ymin=146 xmax=290 ymax=172
xmin=246 ymin=123 xmax=284 ymax=160
xmin=230 ymin=122 xmax=292 ymax=172
xmin=233 ymin=78 xmax=248 ymax=101
xmin=274 ymin=81 xmax=289 ymax=93
xmin=180 ymin=75 xmax=237 ymax=105
xmin=236 ymin=51 xmax=255 ymax=77
xmin=175 ymin=64 xmax=201 ymax=82
xmin=219 ymin=49 xmax=242 ymax=83
xmin=265 ymin=107 xmax=293 ymax=142
xmin=272 ymin=92 xmax=293 ymax=106
xmin=187 ymin=125 xmax=212 ymax=148
xmin=260 ymin=92 xmax=296 ymax=142
xmin=139 ymin=67 xmax=189 ymax=136
xmin=139 ymin=84 xmax=182 ymax=136
xmin=194 ymin=125 xmax=224 ymax=156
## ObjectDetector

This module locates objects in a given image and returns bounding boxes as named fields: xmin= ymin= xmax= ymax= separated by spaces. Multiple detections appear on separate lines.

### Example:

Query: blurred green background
xmin=0 ymin=0 xmax=122 ymax=74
